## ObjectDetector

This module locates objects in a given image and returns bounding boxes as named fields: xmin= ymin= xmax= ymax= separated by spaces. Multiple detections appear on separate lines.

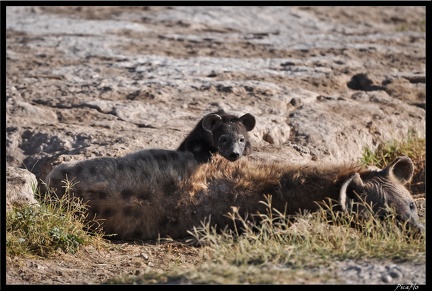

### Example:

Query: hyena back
xmin=45 ymin=152 xmax=424 ymax=241
xmin=45 ymin=149 xmax=199 ymax=240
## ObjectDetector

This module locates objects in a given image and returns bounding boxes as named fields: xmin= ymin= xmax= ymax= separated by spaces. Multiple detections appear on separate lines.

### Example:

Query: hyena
xmin=45 ymin=151 xmax=424 ymax=241
xmin=44 ymin=149 xmax=200 ymax=240
xmin=177 ymin=109 xmax=256 ymax=163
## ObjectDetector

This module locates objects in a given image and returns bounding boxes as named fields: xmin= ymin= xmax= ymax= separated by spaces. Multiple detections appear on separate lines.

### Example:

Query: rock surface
xmin=5 ymin=5 xmax=426 ymax=285
xmin=6 ymin=166 xmax=39 ymax=211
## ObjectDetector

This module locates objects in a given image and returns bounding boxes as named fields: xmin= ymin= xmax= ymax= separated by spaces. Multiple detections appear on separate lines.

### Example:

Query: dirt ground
xmin=5 ymin=5 xmax=426 ymax=285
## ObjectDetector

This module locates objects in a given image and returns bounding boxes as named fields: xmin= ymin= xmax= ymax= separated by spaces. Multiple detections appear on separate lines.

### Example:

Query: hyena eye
xmin=409 ymin=202 xmax=416 ymax=211
xmin=239 ymin=135 xmax=245 ymax=143
xmin=220 ymin=137 xmax=227 ymax=143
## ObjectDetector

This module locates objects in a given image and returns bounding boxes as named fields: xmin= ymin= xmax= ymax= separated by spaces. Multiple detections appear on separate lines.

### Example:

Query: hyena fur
xmin=177 ymin=109 xmax=256 ymax=163
xmin=45 ymin=151 xmax=424 ymax=241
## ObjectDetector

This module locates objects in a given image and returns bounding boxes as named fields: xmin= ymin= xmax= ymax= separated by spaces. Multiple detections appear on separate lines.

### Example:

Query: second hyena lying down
xmin=45 ymin=150 xmax=424 ymax=240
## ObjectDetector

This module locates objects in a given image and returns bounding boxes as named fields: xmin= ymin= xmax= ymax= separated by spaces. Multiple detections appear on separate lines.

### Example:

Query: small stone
xmin=381 ymin=274 xmax=393 ymax=283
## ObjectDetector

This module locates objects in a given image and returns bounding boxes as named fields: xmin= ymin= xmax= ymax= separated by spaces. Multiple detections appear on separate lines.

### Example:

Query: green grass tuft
xmin=360 ymin=131 xmax=425 ymax=169
xmin=6 ymin=180 xmax=107 ymax=258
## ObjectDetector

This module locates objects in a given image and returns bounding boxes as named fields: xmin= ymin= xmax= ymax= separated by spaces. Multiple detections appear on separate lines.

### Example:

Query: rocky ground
xmin=5 ymin=6 xmax=426 ymax=285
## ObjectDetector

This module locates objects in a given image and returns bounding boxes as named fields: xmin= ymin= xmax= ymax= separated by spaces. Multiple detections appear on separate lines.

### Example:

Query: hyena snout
xmin=219 ymin=140 xmax=245 ymax=161
xmin=219 ymin=147 xmax=242 ymax=161
xmin=230 ymin=152 xmax=240 ymax=160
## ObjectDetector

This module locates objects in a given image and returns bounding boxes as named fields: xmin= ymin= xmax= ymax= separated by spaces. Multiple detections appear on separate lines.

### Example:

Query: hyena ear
xmin=202 ymin=113 xmax=222 ymax=132
xmin=380 ymin=156 xmax=414 ymax=185
xmin=339 ymin=173 xmax=365 ymax=211
xmin=240 ymin=113 xmax=256 ymax=131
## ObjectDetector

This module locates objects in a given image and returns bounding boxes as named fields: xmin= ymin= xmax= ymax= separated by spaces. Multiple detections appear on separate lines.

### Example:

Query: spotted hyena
xmin=177 ymin=109 xmax=256 ymax=163
xmin=44 ymin=149 xmax=200 ymax=239
xmin=45 ymin=151 xmax=424 ymax=241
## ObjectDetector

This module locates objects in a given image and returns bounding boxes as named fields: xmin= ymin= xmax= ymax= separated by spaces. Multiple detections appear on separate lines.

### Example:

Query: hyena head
xmin=202 ymin=111 xmax=256 ymax=162
xmin=339 ymin=156 xmax=424 ymax=232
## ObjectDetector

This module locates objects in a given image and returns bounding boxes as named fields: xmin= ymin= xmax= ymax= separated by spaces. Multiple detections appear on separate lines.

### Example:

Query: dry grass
xmin=105 ymin=194 xmax=425 ymax=284
xmin=7 ymin=136 xmax=426 ymax=284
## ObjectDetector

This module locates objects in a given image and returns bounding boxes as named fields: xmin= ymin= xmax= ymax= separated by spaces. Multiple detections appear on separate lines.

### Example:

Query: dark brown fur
xmin=177 ymin=109 xmax=256 ymax=163
xmin=45 ymin=151 xmax=423 ymax=241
